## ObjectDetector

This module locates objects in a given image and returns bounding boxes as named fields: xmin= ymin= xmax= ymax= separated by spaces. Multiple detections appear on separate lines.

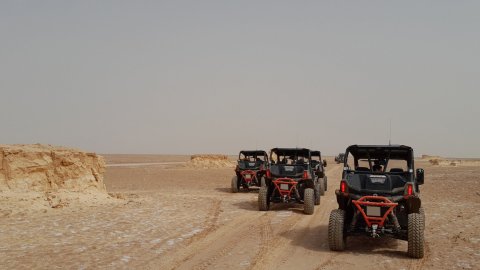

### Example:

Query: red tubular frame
xmin=272 ymin=178 xmax=298 ymax=197
xmin=352 ymin=196 xmax=398 ymax=228
xmin=240 ymin=170 xmax=257 ymax=183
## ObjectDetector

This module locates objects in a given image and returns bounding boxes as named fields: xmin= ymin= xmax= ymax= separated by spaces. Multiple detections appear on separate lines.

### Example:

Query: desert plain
xmin=1 ymin=152 xmax=479 ymax=270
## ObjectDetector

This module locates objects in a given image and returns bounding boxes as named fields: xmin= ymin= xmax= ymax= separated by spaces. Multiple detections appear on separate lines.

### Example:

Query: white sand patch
xmin=181 ymin=228 xmax=203 ymax=238
xmin=121 ymin=255 xmax=131 ymax=263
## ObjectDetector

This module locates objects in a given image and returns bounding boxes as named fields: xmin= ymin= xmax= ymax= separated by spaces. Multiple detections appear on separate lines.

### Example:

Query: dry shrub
xmin=429 ymin=159 xmax=440 ymax=165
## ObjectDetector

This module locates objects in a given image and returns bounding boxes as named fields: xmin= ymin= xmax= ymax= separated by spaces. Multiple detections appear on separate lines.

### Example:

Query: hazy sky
xmin=1 ymin=1 xmax=479 ymax=157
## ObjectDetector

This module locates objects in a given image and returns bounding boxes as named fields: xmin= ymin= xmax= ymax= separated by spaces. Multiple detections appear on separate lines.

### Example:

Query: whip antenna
xmin=389 ymin=119 xmax=392 ymax=145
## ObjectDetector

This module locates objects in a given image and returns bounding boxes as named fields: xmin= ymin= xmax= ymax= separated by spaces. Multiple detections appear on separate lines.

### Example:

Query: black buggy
xmin=335 ymin=153 xmax=345 ymax=164
xmin=328 ymin=145 xmax=425 ymax=258
xmin=258 ymin=148 xmax=320 ymax=215
xmin=231 ymin=150 xmax=269 ymax=193
xmin=311 ymin=150 xmax=328 ymax=194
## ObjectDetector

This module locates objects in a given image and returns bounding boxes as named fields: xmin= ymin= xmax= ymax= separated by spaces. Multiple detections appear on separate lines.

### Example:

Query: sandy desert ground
xmin=1 ymin=155 xmax=479 ymax=269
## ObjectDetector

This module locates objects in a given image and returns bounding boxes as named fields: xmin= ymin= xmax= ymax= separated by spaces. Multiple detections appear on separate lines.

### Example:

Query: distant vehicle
xmin=310 ymin=150 xmax=328 ymax=194
xmin=328 ymin=145 xmax=425 ymax=258
xmin=334 ymin=153 xmax=345 ymax=164
xmin=231 ymin=150 xmax=268 ymax=193
xmin=258 ymin=148 xmax=318 ymax=215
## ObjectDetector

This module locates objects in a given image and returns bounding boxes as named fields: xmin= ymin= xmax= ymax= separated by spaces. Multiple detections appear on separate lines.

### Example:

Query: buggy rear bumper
xmin=336 ymin=190 xmax=404 ymax=202
xmin=352 ymin=196 xmax=398 ymax=228
xmin=272 ymin=178 xmax=298 ymax=197
xmin=240 ymin=170 xmax=258 ymax=183
xmin=335 ymin=190 xmax=422 ymax=213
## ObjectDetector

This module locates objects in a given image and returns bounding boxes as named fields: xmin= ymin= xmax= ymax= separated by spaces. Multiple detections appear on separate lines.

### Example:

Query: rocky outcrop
xmin=187 ymin=154 xmax=235 ymax=168
xmin=0 ymin=144 xmax=106 ymax=193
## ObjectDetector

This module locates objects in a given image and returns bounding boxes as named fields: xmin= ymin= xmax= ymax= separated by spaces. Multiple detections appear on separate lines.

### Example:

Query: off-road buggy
xmin=334 ymin=153 xmax=345 ymax=164
xmin=231 ymin=150 xmax=269 ymax=193
xmin=310 ymin=150 xmax=328 ymax=194
xmin=328 ymin=145 xmax=425 ymax=258
xmin=258 ymin=148 xmax=320 ymax=215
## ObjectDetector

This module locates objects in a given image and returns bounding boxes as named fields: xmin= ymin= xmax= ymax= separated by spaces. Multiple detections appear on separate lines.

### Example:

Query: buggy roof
xmin=239 ymin=150 xmax=267 ymax=156
xmin=346 ymin=145 xmax=413 ymax=160
xmin=270 ymin=148 xmax=311 ymax=156
xmin=310 ymin=150 xmax=321 ymax=156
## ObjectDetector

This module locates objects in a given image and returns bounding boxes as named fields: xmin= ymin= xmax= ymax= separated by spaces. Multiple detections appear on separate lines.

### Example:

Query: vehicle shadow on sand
xmin=231 ymin=200 xmax=258 ymax=211
xmin=341 ymin=236 xmax=408 ymax=258
xmin=284 ymin=225 xmax=409 ymax=258
xmin=280 ymin=224 xmax=330 ymax=252
xmin=214 ymin=187 xmax=260 ymax=194
xmin=232 ymin=200 xmax=307 ymax=214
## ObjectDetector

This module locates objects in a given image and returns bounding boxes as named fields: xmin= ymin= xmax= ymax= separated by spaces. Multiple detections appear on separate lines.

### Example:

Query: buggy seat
xmin=270 ymin=164 xmax=305 ymax=179
xmin=345 ymin=173 xmax=408 ymax=195
xmin=238 ymin=160 xmax=263 ymax=170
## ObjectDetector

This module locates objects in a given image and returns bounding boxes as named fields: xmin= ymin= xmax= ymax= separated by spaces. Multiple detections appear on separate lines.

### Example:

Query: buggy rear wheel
xmin=318 ymin=178 xmax=325 ymax=196
xmin=314 ymin=183 xmax=321 ymax=205
xmin=258 ymin=186 xmax=269 ymax=211
xmin=324 ymin=176 xmax=328 ymax=191
xmin=419 ymin=207 xmax=425 ymax=230
xmin=303 ymin=188 xmax=315 ymax=215
xmin=231 ymin=176 xmax=239 ymax=193
xmin=260 ymin=176 xmax=266 ymax=187
xmin=407 ymin=213 xmax=424 ymax=258
xmin=328 ymin=209 xmax=346 ymax=251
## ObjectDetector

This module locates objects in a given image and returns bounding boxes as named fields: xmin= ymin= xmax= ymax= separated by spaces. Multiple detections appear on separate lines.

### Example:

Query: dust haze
xmin=1 ymin=1 xmax=479 ymax=157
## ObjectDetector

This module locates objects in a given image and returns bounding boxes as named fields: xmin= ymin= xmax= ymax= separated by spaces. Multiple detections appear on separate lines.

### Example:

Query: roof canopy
xmin=346 ymin=145 xmax=413 ymax=160
xmin=271 ymin=148 xmax=311 ymax=157
xmin=239 ymin=150 xmax=267 ymax=156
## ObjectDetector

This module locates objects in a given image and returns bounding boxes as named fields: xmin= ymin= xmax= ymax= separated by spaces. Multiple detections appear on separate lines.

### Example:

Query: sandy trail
xmin=1 ymin=157 xmax=479 ymax=269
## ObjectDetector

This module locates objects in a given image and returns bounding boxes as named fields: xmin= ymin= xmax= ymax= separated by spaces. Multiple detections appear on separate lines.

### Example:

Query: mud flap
xmin=406 ymin=196 xmax=421 ymax=213
xmin=335 ymin=190 xmax=349 ymax=211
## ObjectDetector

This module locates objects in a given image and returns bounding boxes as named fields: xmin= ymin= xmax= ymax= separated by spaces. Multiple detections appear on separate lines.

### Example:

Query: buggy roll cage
xmin=310 ymin=150 xmax=322 ymax=160
xmin=342 ymin=145 xmax=415 ymax=181
xmin=238 ymin=150 xmax=268 ymax=162
xmin=269 ymin=148 xmax=311 ymax=164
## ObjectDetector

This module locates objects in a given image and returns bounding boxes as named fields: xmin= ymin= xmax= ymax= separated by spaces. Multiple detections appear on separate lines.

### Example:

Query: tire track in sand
xmin=157 ymin=207 xmax=270 ymax=269
xmin=179 ymin=212 xmax=280 ymax=270
xmin=137 ymin=198 xmax=222 ymax=269
xmin=151 ymin=163 xmax=344 ymax=270
xmin=409 ymin=241 xmax=430 ymax=270
xmin=250 ymin=164 xmax=344 ymax=270
xmin=248 ymin=213 xmax=273 ymax=268
xmin=248 ymin=212 xmax=302 ymax=270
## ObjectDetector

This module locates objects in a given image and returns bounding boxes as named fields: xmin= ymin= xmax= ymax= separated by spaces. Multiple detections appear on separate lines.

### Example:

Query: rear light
xmin=303 ymin=171 xmax=308 ymax=179
xmin=266 ymin=169 xmax=271 ymax=178
xmin=405 ymin=183 xmax=414 ymax=196
xmin=340 ymin=180 xmax=348 ymax=193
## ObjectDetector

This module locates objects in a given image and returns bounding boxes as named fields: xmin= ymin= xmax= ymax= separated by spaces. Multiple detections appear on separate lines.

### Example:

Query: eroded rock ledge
xmin=0 ymin=144 xmax=106 ymax=193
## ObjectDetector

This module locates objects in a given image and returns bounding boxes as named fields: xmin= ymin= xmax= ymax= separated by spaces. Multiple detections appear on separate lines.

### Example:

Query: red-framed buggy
xmin=329 ymin=145 xmax=426 ymax=258
xmin=258 ymin=148 xmax=318 ymax=215
xmin=231 ymin=150 xmax=268 ymax=193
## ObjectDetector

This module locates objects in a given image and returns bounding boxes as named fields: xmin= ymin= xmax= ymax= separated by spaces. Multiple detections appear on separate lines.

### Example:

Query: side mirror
xmin=416 ymin=168 xmax=424 ymax=185
xmin=323 ymin=160 xmax=327 ymax=167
